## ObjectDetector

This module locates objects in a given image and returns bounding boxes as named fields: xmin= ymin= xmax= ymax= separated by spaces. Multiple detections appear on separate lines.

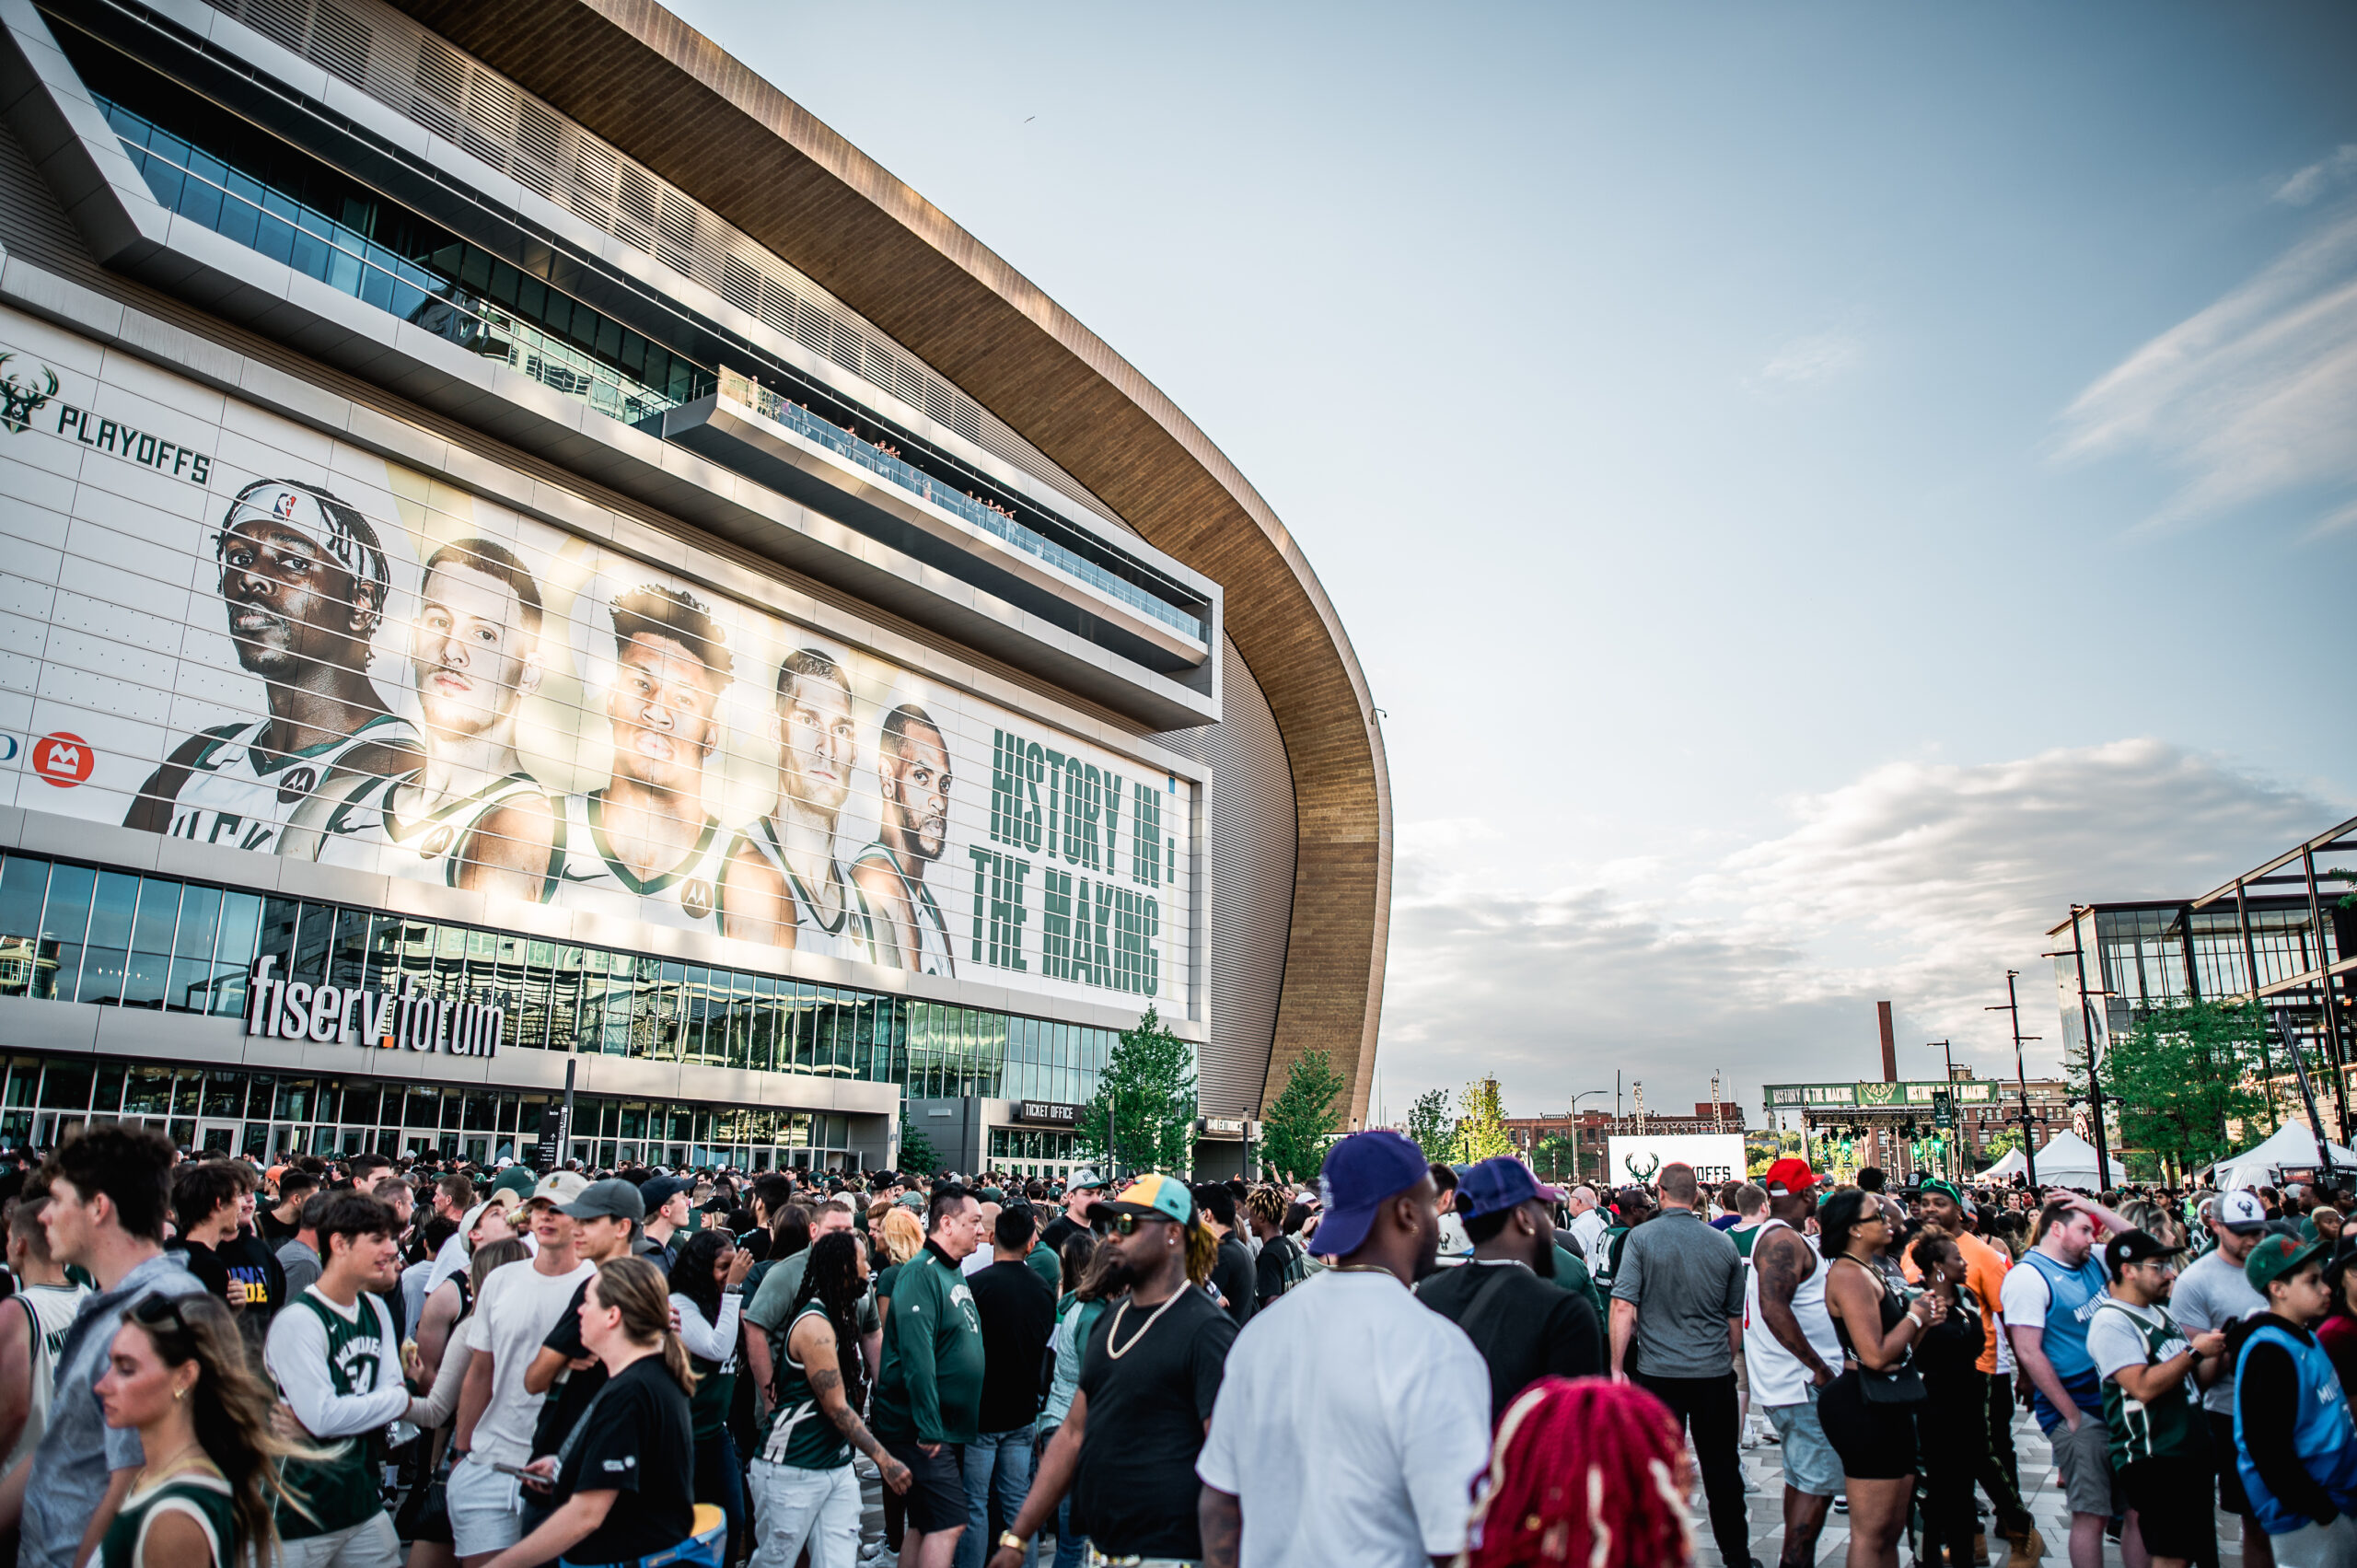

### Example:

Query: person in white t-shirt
xmin=1198 ymin=1131 xmax=1490 ymax=1568
xmin=448 ymin=1191 xmax=596 ymax=1565
xmin=1564 ymin=1186 xmax=1608 ymax=1264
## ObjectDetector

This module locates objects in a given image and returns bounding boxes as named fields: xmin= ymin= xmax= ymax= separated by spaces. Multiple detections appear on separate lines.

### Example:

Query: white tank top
xmin=5 ymin=1283 xmax=89 ymax=1473
xmin=1743 ymin=1217 xmax=1843 ymax=1407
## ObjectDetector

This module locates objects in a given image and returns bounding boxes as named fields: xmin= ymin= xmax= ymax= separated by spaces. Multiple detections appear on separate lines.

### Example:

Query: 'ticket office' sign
xmin=243 ymin=954 xmax=504 ymax=1056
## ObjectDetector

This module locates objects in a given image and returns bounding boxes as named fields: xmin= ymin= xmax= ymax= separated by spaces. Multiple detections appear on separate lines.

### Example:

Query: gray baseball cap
xmin=560 ymin=1177 xmax=646 ymax=1224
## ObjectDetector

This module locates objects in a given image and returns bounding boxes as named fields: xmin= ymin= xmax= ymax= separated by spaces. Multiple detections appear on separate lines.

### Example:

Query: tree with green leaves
xmin=1532 ymin=1133 xmax=1581 ymax=1184
xmin=1259 ymin=1049 xmax=1348 ymax=1182
xmin=2104 ymin=998 xmax=2274 ymax=1181
xmin=1454 ymin=1075 xmax=1514 ymax=1164
xmin=1074 ymin=1006 xmax=1197 ymax=1178
xmin=897 ymin=1111 xmax=940 ymax=1179
xmin=1404 ymin=1089 xmax=1455 ymax=1163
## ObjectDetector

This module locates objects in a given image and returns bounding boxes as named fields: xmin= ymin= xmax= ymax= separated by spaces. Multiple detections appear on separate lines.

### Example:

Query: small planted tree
xmin=1405 ymin=1089 xmax=1456 ymax=1164
xmin=1074 ymin=1006 xmax=1197 ymax=1178
xmin=1260 ymin=1049 xmax=1348 ymax=1181
xmin=897 ymin=1112 xmax=940 ymax=1179
xmin=1454 ymin=1075 xmax=1514 ymax=1163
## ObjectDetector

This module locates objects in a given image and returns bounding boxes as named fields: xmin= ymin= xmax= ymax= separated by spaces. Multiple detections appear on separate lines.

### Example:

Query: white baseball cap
xmin=2218 ymin=1190 xmax=2269 ymax=1235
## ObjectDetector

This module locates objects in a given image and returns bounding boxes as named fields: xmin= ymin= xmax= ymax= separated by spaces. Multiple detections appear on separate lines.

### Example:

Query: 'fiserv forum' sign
xmin=243 ymin=955 xmax=503 ymax=1056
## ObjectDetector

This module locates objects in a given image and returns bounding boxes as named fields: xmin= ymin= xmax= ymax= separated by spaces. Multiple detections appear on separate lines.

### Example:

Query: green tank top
xmin=761 ymin=1304 xmax=851 ymax=1470
xmin=101 ymin=1472 xmax=235 ymax=1568
xmin=2094 ymin=1299 xmax=2201 ymax=1467
xmin=274 ymin=1292 xmax=392 ymax=1538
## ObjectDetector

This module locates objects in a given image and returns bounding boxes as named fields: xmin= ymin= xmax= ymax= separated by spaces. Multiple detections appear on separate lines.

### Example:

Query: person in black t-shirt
xmin=987 ymin=1175 xmax=1237 ymax=1568
xmin=1415 ymin=1156 xmax=1604 ymax=1420
xmin=493 ymin=1257 xmax=698 ymax=1568
xmin=1190 ymin=1184 xmax=1256 ymax=1327
xmin=1038 ymin=1169 xmax=1106 ymax=1259
xmin=1244 ymin=1189 xmax=1308 ymax=1309
xmin=968 ymin=1204 xmax=1058 ymax=1560
xmin=518 ymin=1178 xmax=646 ymax=1524
xmin=170 ymin=1157 xmax=286 ymax=1355
xmin=258 ymin=1170 xmax=316 ymax=1247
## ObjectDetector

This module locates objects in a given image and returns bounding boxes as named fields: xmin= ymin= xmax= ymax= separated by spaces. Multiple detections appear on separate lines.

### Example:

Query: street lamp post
xmin=1562 ymin=1089 xmax=1610 ymax=1189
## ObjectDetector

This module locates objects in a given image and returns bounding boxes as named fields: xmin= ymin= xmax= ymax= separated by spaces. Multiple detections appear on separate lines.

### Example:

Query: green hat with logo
xmin=2246 ymin=1233 xmax=2328 ymax=1294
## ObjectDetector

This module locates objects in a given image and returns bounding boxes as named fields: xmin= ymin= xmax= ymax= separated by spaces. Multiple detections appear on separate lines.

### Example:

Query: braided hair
xmin=789 ymin=1231 xmax=868 ymax=1413
xmin=1463 ymin=1376 xmax=1693 ymax=1568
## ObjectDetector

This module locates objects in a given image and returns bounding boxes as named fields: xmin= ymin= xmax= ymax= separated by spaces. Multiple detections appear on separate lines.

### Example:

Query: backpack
xmin=1267 ymin=1235 xmax=1310 ymax=1300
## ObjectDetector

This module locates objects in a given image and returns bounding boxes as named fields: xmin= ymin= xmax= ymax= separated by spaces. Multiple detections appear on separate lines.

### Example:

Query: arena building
xmin=0 ymin=0 xmax=1390 ymax=1176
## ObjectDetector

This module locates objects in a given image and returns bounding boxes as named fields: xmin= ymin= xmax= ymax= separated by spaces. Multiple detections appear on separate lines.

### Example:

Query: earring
xmin=174 ymin=1387 xmax=187 ymax=1401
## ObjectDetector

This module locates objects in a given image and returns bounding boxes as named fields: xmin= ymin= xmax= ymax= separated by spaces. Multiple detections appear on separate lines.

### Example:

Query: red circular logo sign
xmin=30 ymin=732 xmax=94 ymax=787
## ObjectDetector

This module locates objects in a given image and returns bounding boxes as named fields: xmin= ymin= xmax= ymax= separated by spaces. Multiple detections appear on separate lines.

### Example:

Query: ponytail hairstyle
xmin=591 ymin=1256 xmax=698 ymax=1395
xmin=1462 ymin=1376 xmax=1693 ymax=1568
xmin=1183 ymin=1217 xmax=1220 ymax=1287
xmin=788 ymin=1232 xmax=868 ymax=1412
xmin=468 ymin=1237 xmax=530 ymax=1304
xmin=122 ymin=1293 xmax=338 ymax=1568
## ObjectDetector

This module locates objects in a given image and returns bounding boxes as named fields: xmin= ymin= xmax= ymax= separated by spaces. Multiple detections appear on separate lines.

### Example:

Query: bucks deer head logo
xmin=1623 ymin=1152 xmax=1661 ymax=1183
xmin=0 ymin=354 xmax=56 ymax=435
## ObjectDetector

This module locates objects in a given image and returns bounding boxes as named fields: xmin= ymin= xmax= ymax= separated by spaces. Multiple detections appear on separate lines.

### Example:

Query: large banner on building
xmin=0 ymin=309 xmax=1191 ymax=1013
xmin=1605 ymin=1133 xmax=1747 ymax=1188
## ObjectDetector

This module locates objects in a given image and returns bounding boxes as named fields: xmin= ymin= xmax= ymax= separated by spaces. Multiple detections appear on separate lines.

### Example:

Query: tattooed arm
xmin=1755 ymin=1225 xmax=1836 ymax=1386
xmin=1199 ymin=1484 xmax=1243 ymax=1568
xmin=787 ymin=1312 xmax=910 ymax=1494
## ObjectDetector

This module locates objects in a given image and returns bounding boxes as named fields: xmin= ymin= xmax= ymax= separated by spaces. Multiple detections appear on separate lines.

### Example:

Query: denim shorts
xmin=1767 ymin=1386 xmax=1841 ymax=1498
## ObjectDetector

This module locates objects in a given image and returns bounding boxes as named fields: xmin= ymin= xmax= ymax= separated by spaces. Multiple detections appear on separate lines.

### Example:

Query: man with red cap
xmin=1747 ymin=1158 xmax=1843 ymax=1568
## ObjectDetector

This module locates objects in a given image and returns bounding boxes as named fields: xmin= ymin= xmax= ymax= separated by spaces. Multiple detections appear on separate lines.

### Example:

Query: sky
xmin=675 ymin=1 xmax=2357 ymax=1121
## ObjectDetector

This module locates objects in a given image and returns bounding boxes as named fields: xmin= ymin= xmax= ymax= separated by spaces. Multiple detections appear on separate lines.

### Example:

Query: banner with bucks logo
xmin=1607 ymin=1133 xmax=1747 ymax=1189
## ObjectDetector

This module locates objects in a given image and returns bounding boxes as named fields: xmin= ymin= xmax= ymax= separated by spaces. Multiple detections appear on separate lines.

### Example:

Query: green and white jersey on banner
xmin=761 ymin=1303 xmax=852 ymax=1470
xmin=274 ymin=1291 xmax=393 ymax=1537
xmin=2094 ymin=1298 xmax=2201 ymax=1468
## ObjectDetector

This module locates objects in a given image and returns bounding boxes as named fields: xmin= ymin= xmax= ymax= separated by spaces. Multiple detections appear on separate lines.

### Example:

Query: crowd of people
xmin=8 ymin=1125 xmax=2357 ymax=1568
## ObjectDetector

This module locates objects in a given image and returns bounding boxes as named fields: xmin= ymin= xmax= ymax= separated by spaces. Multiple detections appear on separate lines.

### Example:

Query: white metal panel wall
xmin=1159 ymin=636 xmax=1295 ymax=1117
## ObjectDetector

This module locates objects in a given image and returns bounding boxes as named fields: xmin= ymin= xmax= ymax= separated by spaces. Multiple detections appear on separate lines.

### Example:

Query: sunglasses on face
xmin=1107 ymin=1213 xmax=1174 ymax=1237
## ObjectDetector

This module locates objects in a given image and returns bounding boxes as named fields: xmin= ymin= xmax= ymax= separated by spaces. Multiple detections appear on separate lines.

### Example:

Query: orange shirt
xmin=1903 ymin=1228 xmax=2010 ymax=1374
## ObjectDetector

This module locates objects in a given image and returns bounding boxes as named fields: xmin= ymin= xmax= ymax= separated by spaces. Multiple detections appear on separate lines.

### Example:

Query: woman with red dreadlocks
xmin=1459 ymin=1376 xmax=1695 ymax=1568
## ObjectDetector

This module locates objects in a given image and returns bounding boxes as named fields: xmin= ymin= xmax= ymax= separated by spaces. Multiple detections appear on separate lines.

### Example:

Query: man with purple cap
xmin=1197 ymin=1131 xmax=1489 ymax=1568
xmin=1414 ymin=1155 xmax=1603 ymax=1418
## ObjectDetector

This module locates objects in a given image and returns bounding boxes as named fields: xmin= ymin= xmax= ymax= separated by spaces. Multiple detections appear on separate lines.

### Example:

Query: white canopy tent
xmin=2208 ymin=1121 xmax=2357 ymax=1193
xmin=2020 ymin=1130 xmax=2128 ymax=1190
xmin=1975 ymin=1146 xmax=2029 ymax=1182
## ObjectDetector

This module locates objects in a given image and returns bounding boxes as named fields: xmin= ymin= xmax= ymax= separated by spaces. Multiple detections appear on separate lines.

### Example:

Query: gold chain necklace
xmin=1105 ymin=1289 xmax=1185 ymax=1359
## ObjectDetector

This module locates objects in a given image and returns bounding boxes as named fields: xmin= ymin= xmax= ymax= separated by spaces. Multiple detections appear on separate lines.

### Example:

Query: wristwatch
xmin=999 ymin=1531 xmax=1028 ymax=1552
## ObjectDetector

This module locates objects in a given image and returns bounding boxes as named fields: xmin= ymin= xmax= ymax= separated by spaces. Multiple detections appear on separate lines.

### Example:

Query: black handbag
xmin=1857 ymin=1358 xmax=1927 ymax=1405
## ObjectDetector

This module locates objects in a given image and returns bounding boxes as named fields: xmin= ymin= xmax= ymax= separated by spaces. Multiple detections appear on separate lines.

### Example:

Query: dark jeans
xmin=691 ymin=1429 xmax=748 ymax=1562
xmin=1635 ymin=1371 xmax=1749 ymax=1565
xmin=1980 ymin=1368 xmax=2031 ymax=1531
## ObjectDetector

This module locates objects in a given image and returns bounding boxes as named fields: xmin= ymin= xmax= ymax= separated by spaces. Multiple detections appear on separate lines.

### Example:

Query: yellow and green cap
xmin=1086 ymin=1173 xmax=1195 ymax=1226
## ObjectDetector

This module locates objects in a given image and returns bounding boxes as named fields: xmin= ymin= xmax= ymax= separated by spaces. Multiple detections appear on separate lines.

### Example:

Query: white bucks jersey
xmin=851 ymin=842 xmax=954 ymax=977
xmin=551 ymin=790 xmax=740 ymax=932
xmin=167 ymin=714 xmax=422 ymax=854
xmin=317 ymin=771 xmax=546 ymax=887
xmin=749 ymin=819 xmax=875 ymax=961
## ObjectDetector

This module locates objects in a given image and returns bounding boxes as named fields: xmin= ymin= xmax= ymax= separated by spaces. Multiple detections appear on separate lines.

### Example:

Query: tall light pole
xmin=1925 ymin=1039 xmax=1956 ymax=1182
xmin=1989 ymin=971 xmax=2041 ymax=1190
xmin=1566 ymin=1089 xmax=1609 ymax=1188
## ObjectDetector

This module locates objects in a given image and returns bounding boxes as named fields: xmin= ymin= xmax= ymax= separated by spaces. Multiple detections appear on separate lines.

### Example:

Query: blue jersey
xmin=2021 ymin=1249 xmax=2109 ymax=1430
xmin=2235 ymin=1322 xmax=2357 ymax=1536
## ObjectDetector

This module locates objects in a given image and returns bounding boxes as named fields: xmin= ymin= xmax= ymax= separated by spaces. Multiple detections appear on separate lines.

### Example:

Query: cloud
xmin=2056 ymin=204 xmax=2357 ymax=532
xmin=1755 ymin=331 xmax=1864 ymax=388
xmin=2275 ymin=146 xmax=2357 ymax=207
xmin=1377 ymin=740 xmax=2343 ymax=1121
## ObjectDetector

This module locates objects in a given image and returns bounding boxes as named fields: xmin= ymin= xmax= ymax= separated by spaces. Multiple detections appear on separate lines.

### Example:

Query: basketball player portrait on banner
xmin=719 ymin=645 xmax=876 ymax=958
xmin=126 ymin=479 xmax=422 ymax=852
xmin=286 ymin=537 xmax=557 ymax=899
xmin=850 ymin=703 xmax=956 ymax=977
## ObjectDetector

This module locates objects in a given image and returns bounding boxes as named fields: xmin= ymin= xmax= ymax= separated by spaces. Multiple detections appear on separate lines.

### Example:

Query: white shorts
xmin=748 ymin=1459 xmax=860 ymax=1568
xmin=279 ymin=1514 xmax=402 ymax=1568
xmin=447 ymin=1456 xmax=524 ymax=1558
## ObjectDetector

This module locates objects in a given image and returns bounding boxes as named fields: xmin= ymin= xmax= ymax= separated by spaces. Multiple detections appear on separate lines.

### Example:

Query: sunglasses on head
xmin=129 ymin=1292 xmax=197 ymax=1336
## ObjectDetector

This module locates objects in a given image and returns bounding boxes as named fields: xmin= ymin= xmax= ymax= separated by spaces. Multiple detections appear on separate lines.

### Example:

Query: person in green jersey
xmin=749 ymin=1234 xmax=911 ymax=1568
xmin=97 ymin=1292 xmax=322 ymax=1568
xmin=870 ymin=1185 xmax=986 ymax=1568
xmin=264 ymin=1193 xmax=434 ymax=1568
xmin=2088 ymin=1229 xmax=2228 ymax=1568
xmin=667 ymin=1230 xmax=753 ymax=1561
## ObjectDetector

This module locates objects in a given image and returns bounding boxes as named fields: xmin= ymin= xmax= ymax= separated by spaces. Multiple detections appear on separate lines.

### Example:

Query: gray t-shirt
xmin=2170 ymin=1247 xmax=2266 ymax=1414
xmin=1609 ymin=1207 xmax=1747 ymax=1378
xmin=747 ymin=1245 xmax=881 ymax=1337
xmin=21 ymin=1250 xmax=205 ymax=1568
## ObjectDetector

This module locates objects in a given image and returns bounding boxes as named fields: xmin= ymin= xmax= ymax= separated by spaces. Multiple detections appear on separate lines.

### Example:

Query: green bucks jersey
xmin=2095 ymin=1298 xmax=2201 ymax=1467
xmin=100 ymin=1472 xmax=235 ymax=1568
xmin=271 ymin=1291 xmax=395 ymax=1537
xmin=761 ymin=1304 xmax=851 ymax=1470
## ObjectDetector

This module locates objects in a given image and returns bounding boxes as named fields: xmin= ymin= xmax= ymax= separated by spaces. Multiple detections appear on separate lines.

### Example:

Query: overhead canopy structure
xmin=2026 ymin=1131 xmax=2128 ymax=1190
xmin=2208 ymin=1122 xmax=2357 ymax=1193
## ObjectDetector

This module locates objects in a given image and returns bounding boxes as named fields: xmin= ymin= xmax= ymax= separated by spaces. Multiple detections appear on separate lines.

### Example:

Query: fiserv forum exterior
xmin=0 ymin=0 xmax=1390 ymax=1173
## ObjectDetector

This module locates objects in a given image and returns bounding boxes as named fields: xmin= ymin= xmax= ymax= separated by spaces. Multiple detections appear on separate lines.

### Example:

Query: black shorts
xmin=1817 ymin=1370 xmax=1919 ymax=1481
xmin=885 ymin=1439 xmax=966 ymax=1534
xmin=2208 ymin=1411 xmax=2253 ymax=1516
xmin=2121 ymin=1455 xmax=2220 ymax=1562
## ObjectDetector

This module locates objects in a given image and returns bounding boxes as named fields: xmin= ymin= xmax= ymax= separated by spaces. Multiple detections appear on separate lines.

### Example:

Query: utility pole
xmin=1926 ymin=1039 xmax=1956 ymax=1182
xmin=1988 ymin=971 xmax=2041 ymax=1190
xmin=2066 ymin=910 xmax=2116 ymax=1186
